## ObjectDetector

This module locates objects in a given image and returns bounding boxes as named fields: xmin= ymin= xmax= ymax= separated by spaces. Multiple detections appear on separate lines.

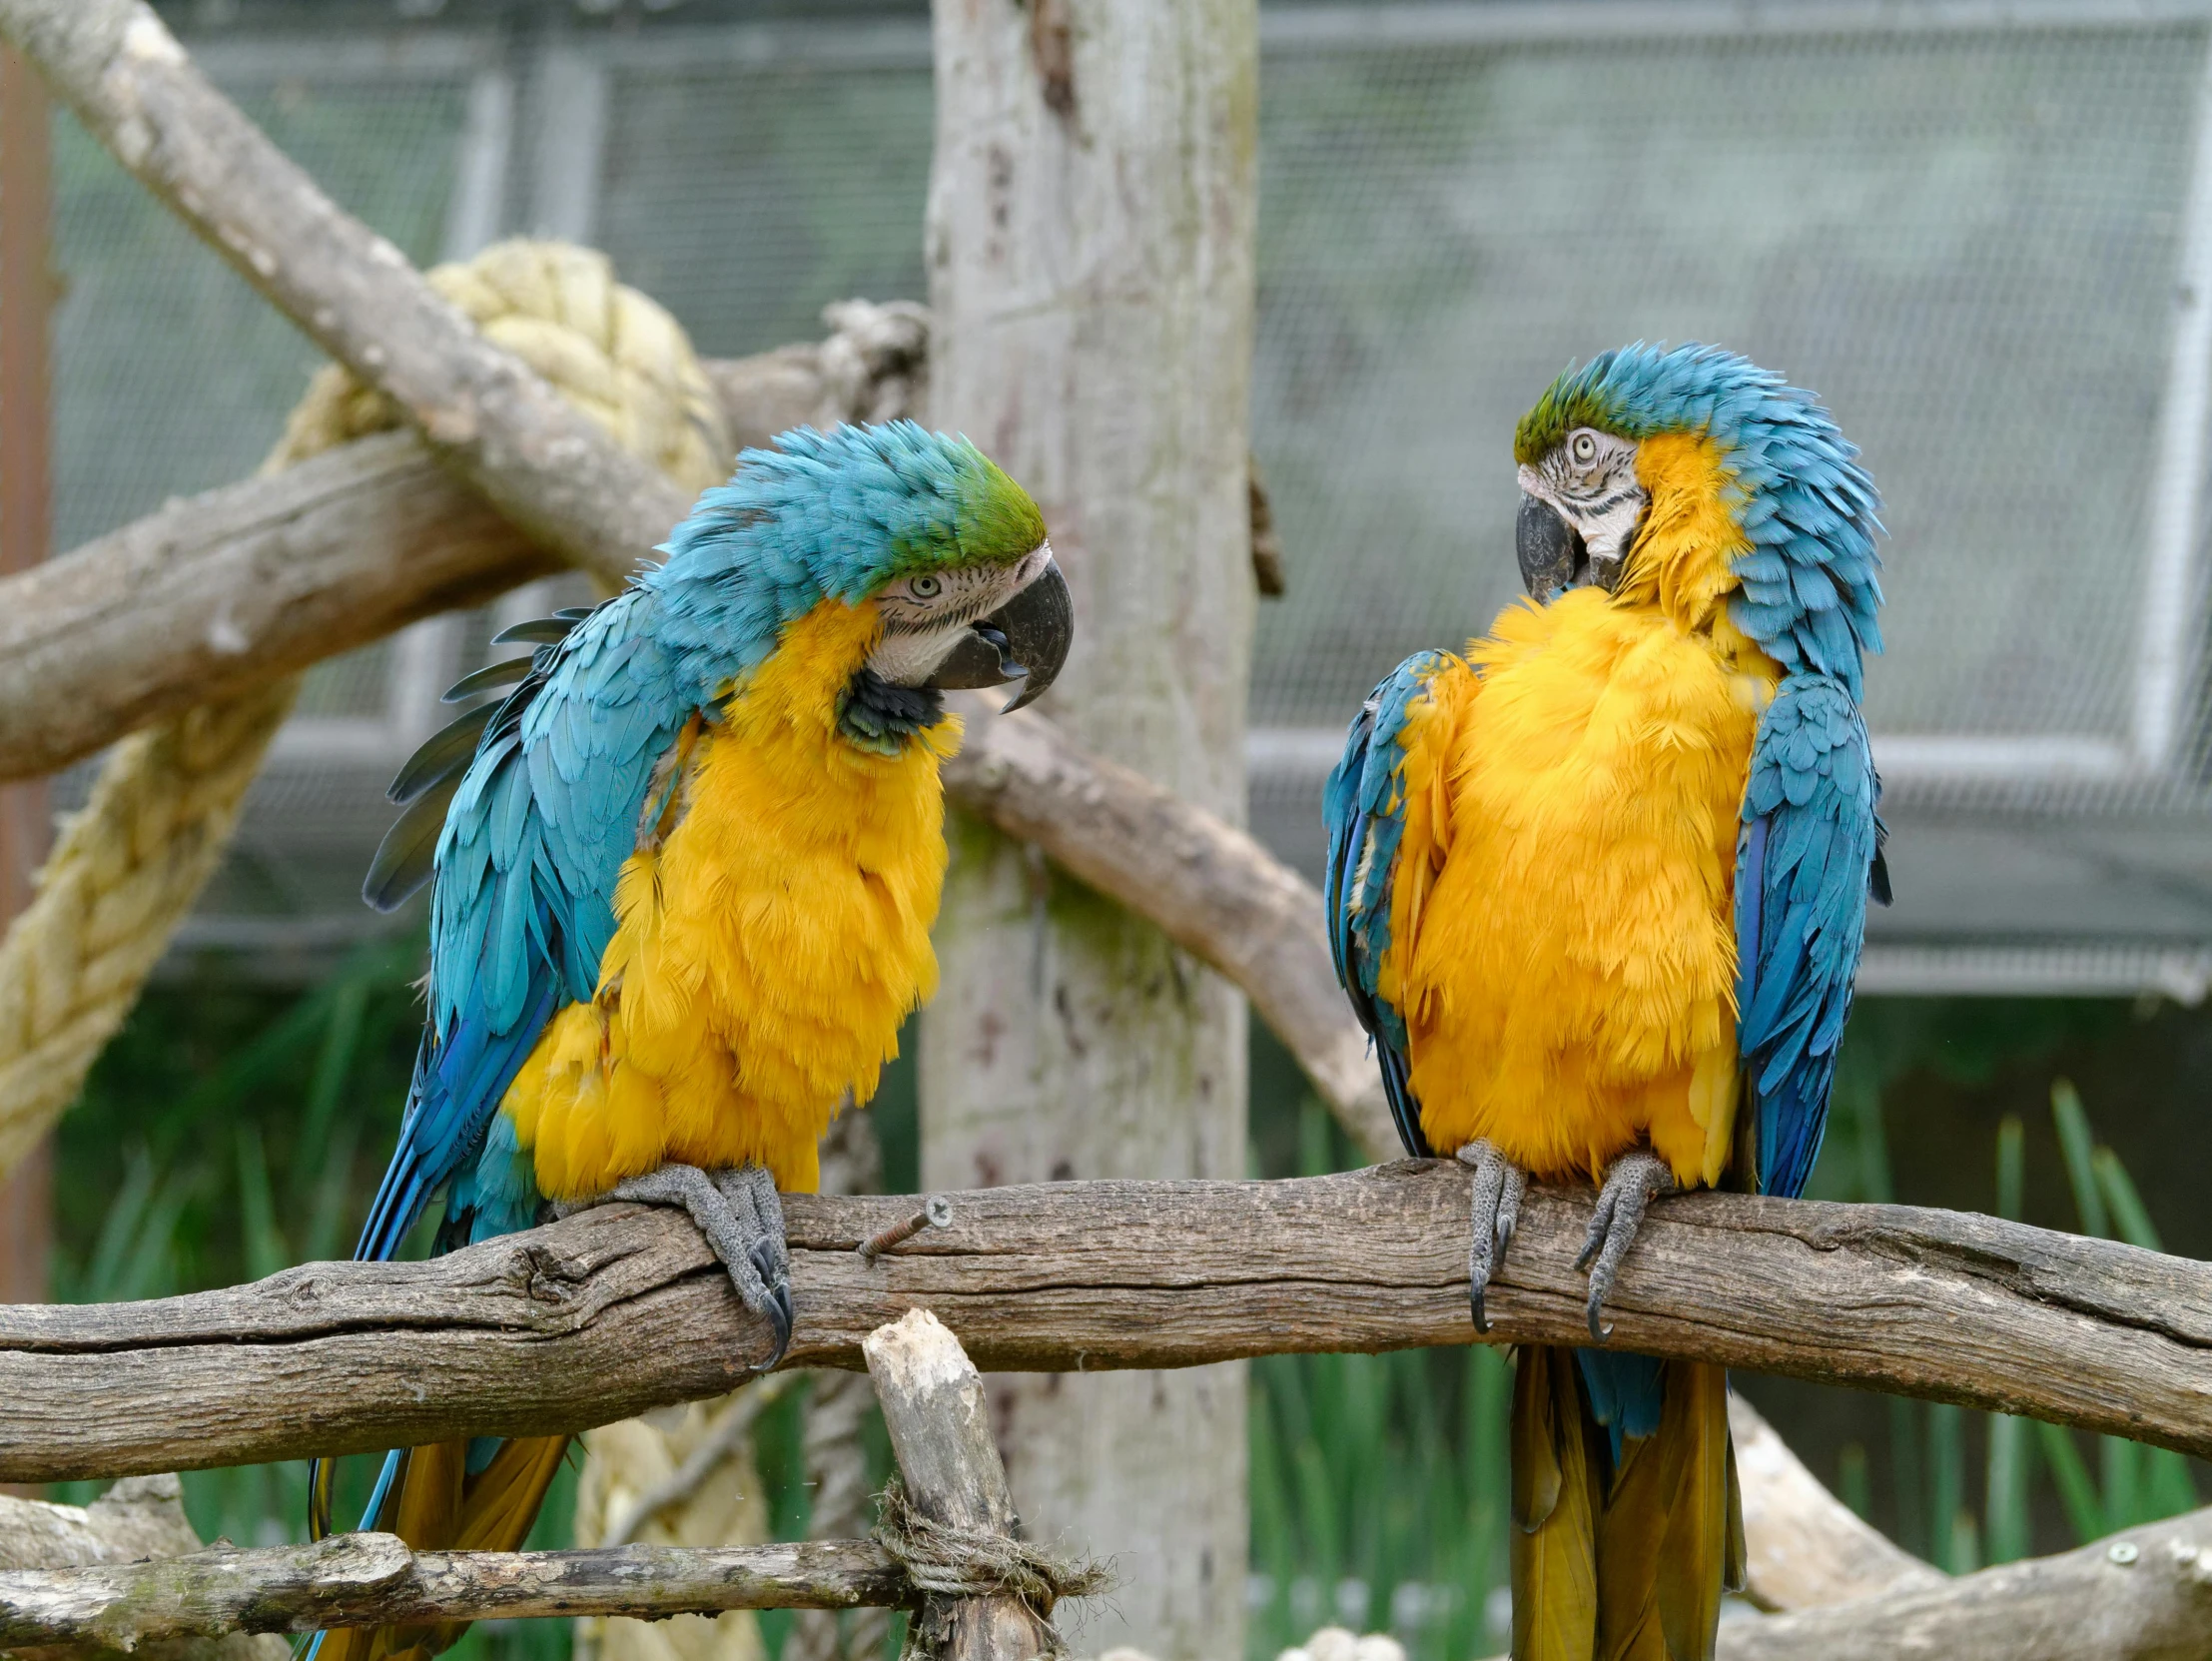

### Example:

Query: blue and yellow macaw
xmin=316 ymin=420 xmax=1069 ymax=1661
xmin=1325 ymin=345 xmax=1887 ymax=1660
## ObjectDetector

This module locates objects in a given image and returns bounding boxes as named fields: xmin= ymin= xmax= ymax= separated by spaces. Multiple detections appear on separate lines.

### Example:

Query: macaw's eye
xmin=909 ymin=574 xmax=943 ymax=600
xmin=1569 ymin=430 xmax=1599 ymax=465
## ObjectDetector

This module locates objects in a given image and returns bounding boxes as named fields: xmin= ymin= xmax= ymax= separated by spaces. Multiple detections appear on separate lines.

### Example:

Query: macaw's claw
xmin=1456 ymin=1139 xmax=1527 ymax=1334
xmin=1575 ymin=1148 xmax=1676 ymax=1341
xmin=562 ymin=1162 xmax=793 ymax=1369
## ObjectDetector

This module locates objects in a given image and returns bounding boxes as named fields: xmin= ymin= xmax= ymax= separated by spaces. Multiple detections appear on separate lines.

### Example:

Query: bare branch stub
xmin=1 ymin=1172 xmax=2209 ymax=1485
xmin=865 ymin=1309 xmax=1082 ymax=1661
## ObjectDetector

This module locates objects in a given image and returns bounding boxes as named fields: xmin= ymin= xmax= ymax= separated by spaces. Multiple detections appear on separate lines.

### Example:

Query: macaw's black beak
xmin=1517 ymin=493 xmax=1583 ymax=604
xmin=924 ymin=555 xmax=1074 ymax=712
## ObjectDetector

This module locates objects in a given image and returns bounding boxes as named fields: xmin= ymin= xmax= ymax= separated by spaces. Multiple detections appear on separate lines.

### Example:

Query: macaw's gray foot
xmin=1575 ymin=1148 xmax=1676 ymax=1341
xmin=562 ymin=1163 xmax=792 ymax=1368
xmin=1456 ymin=1139 xmax=1527 ymax=1335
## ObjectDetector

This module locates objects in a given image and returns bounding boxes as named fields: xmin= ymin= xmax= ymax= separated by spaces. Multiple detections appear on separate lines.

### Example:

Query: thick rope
xmin=876 ymin=1479 xmax=1109 ymax=1661
xmin=0 ymin=241 xmax=728 ymax=1183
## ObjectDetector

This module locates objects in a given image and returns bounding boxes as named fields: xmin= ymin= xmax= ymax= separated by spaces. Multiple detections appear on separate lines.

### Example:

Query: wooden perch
xmin=2 ymin=1170 xmax=2208 ymax=1484
xmin=0 ymin=0 xmax=689 ymax=587
xmin=0 ymin=1535 xmax=906 ymax=1649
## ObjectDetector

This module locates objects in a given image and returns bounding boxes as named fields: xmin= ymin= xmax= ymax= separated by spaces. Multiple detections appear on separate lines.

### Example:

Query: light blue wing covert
xmin=1734 ymin=672 xmax=1889 ymax=1201
xmin=1323 ymin=651 xmax=1452 ymax=1161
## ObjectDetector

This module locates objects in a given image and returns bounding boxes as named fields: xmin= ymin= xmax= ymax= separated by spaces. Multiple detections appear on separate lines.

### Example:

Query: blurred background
xmin=6 ymin=1 xmax=2212 ymax=1658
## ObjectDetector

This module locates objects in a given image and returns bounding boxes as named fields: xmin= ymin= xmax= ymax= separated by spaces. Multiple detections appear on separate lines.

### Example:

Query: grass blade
xmin=2036 ymin=1421 xmax=2105 ymax=1544
xmin=1983 ymin=1413 xmax=2031 ymax=1563
xmin=2048 ymin=1080 xmax=2109 ymax=1240
xmin=2093 ymin=1148 xmax=2162 ymax=1253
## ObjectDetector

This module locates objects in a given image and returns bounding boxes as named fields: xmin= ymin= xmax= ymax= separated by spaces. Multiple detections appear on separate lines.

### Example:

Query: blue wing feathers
xmin=355 ymin=593 xmax=691 ymax=1267
xmin=1735 ymin=674 xmax=1880 ymax=1201
xmin=1323 ymin=651 xmax=1451 ymax=1161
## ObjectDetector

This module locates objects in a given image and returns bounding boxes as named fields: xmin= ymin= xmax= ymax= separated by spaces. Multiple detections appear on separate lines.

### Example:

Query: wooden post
xmin=920 ymin=0 xmax=1260 ymax=1653
xmin=863 ymin=1309 xmax=1067 ymax=1661
xmin=0 ymin=40 xmax=53 ymax=1315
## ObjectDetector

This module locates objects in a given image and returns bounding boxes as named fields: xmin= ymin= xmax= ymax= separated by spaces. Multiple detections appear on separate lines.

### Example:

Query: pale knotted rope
xmin=876 ymin=1478 xmax=1110 ymax=1661
xmin=0 ymin=239 xmax=729 ymax=1180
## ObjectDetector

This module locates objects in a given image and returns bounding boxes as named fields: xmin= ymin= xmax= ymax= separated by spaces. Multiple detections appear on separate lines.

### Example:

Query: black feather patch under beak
xmin=1517 ymin=494 xmax=1583 ymax=604
xmin=925 ymin=556 xmax=1073 ymax=712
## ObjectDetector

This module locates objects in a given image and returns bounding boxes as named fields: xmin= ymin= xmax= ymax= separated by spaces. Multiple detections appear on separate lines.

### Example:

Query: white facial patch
xmin=1520 ymin=430 xmax=1647 ymax=587
xmin=868 ymin=539 xmax=1053 ymax=686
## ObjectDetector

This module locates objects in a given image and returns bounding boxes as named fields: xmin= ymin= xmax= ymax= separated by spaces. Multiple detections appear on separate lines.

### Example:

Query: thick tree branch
xmin=0 ymin=1535 xmax=907 ymax=1649
xmin=0 ymin=1171 xmax=2206 ymax=1485
xmin=0 ymin=0 xmax=692 ymax=586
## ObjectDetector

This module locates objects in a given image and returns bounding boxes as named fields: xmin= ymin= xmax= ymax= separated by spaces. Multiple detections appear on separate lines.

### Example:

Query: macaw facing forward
xmin=316 ymin=420 xmax=1070 ymax=1661
xmin=1325 ymin=345 xmax=1887 ymax=1660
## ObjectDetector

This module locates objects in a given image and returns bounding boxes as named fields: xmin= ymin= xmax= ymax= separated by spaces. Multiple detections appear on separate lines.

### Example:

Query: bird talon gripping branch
xmin=313 ymin=423 xmax=1070 ymax=1661
xmin=1326 ymin=346 xmax=1885 ymax=1657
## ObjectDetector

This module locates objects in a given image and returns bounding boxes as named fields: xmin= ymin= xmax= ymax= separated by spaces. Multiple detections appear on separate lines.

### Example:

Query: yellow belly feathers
xmin=1386 ymin=432 xmax=1783 ymax=1190
xmin=501 ymin=598 xmax=956 ymax=1201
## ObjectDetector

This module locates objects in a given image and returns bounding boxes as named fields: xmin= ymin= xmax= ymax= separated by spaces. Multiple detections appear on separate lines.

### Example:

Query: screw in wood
xmin=856 ymin=1195 xmax=954 ymax=1265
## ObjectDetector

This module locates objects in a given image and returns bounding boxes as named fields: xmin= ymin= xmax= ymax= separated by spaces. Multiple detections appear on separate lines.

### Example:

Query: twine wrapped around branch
xmin=875 ymin=1478 xmax=1108 ymax=1660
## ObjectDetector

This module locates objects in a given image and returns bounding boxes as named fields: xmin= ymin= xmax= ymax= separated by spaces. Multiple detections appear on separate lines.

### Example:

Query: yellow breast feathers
xmin=503 ymin=597 xmax=957 ymax=1200
xmin=1389 ymin=432 xmax=1780 ymax=1189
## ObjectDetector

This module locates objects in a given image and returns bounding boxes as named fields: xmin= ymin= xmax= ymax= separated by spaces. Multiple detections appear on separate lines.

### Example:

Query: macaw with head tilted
xmin=1324 ymin=344 xmax=1887 ymax=1660
xmin=312 ymin=419 xmax=1070 ymax=1661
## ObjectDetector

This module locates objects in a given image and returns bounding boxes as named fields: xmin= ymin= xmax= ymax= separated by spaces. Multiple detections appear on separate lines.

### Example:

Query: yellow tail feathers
xmin=317 ymin=1435 xmax=570 ymax=1661
xmin=1510 ymin=1348 xmax=1742 ymax=1661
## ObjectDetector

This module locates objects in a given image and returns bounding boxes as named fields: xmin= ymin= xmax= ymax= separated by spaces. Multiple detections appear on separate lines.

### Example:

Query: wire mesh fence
xmin=33 ymin=2 xmax=2212 ymax=986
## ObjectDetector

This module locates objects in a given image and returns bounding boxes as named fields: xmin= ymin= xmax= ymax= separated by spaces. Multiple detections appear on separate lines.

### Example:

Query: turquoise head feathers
xmin=1517 ymin=343 xmax=1883 ymax=698
xmin=642 ymin=420 xmax=1051 ymax=700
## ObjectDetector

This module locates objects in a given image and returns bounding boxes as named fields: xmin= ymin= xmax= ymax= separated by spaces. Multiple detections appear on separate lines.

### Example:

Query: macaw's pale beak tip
xmin=927 ymin=555 xmax=1074 ymax=713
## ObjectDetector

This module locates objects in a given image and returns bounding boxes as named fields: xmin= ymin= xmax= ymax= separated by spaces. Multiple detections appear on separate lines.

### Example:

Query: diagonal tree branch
xmin=1 ymin=1171 xmax=2207 ymax=1486
xmin=0 ymin=0 xmax=688 ymax=587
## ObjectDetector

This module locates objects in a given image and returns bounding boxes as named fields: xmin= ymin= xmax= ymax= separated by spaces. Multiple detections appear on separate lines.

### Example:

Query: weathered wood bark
xmin=922 ymin=2 xmax=1261 ymax=1653
xmin=1726 ymin=1395 xmax=1940 ymax=1612
xmin=0 ymin=1535 xmax=909 ymax=1648
xmin=5 ymin=1173 xmax=2211 ymax=1484
xmin=1720 ymin=1504 xmax=2212 ymax=1660
xmin=0 ymin=1475 xmax=289 ymax=1661
xmin=0 ymin=0 xmax=690 ymax=587
xmin=864 ymin=1310 xmax=1059 ymax=1661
